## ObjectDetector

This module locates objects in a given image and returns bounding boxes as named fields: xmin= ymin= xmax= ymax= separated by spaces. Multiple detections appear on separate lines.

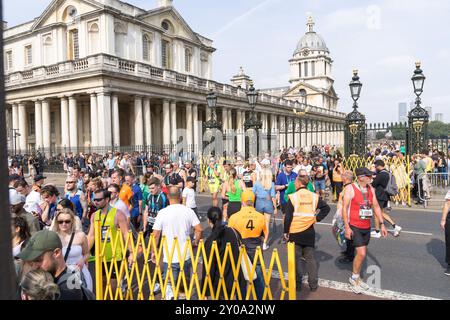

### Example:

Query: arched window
xmin=114 ymin=22 xmax=126 ymax=57
xmin=142 ymin=34 xmax=152 ymax=62
xmin=185 ymin=48 xmax=192 ymax=72
xmin=43 ymin=36 xmax=52 ymax=65
xmin=88 ymin=23 xmax=99 ymax=54
xmin=68 ymin=29 xmax=79 ymax=60
xmin=161 ymin=39 xmax=171 ymax=69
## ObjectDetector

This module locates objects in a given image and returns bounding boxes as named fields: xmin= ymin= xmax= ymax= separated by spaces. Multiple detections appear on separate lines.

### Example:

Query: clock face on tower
xmin=302 ymin=48 xmax=310 ymax=56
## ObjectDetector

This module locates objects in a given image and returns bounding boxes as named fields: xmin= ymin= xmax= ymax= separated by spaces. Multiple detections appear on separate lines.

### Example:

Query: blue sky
xmin=4 ymin=0 xmax=450 ymax=122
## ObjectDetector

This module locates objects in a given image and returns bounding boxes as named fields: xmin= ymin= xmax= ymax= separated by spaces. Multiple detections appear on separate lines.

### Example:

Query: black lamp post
xmin=11 ymin=129 xmax=20 ymax=155
xmin=345 ymin=69 xmax=366 ymax=157
xmin=202 ymin=90 xmax=222 ymax=157
xmin=244 ymin=84 xmax=262 ymax=159
xmin=407 ymin=62 xmax=428 ymax=155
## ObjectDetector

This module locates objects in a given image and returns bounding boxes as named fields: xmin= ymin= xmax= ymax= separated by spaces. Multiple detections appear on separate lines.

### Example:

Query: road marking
xmin=271 ymin=271 xmax=440 ymax=300
xmin=272 ymin=219 xmax=433 ymax=236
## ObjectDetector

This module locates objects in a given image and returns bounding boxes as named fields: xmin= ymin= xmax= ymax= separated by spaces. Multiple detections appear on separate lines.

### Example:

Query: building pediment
xmin=31 ymin=0 xmax=102 ymax=31
xmin=283 ymin=82 xmax=322 ymax=97
xmin=139 ymin=7 xmax=210 ymax=47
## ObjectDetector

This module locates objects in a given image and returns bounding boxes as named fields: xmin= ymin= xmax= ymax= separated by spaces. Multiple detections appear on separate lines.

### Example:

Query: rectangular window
xmin=68 ymin=30 xmax=79 ymax=60
xmin=162 ymin=40 xmax=169 ymax=68
xmin=25 ymin=45 xmax=32 ymax=66
xmin=304 ymin=61 xmax=308 ymax=77
xmin=324 ymin=61 xmax=327 ymax=75
xmin=5 ymin=50 xmax=12 ymax=71
xmin=185 ymin=49 xmax=192 ymax=72
xmin=143 ymin=35 xmax=150 ymax=61
xmin=311 ymin=62 xmax=315 ymax=77
xmin=29 ymin=113 xmax=35 ymax=135
xmin=298 ymin=63 xmax=302 ymax=78
xmin=50 ymin=112 xmax=55 ymax=134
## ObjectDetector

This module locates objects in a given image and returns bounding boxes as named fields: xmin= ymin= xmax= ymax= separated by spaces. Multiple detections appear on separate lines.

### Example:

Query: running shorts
xmin=349 ymin=225 xmax=371 ymax=248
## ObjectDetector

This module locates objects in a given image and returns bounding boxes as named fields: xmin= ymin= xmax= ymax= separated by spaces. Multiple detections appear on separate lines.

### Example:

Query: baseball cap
xmin=10 ymin=191 xmax=25 ymax=205
xmin=241 ymin=189 xmax=256 ymax=203
xmin=16 ymin=230 xmax=62 ymax=261
xmin=33 ymin=174 xmax=47 ymax=182
xmin=9 ymin=174 xmax=21 ymax=182
xmin=355 ymin=167 xmax=373 ymax=177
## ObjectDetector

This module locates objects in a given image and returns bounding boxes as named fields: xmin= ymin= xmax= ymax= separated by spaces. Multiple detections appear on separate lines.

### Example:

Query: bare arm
xmin=221 ymin=183 xmax=228 ymax=199
xmin=87 ymin=215 xmax=95 ymax=250
xmin=142 ymin=206 xmax=149 ymax=233
xmin=370 ymin=186 xmax=387 ymax=237
xmin=79 ymin=194 xmax=88 ymax=219
xmin=342 ymin=185 xmax=353 ymax=230
xmin=116 ymin=210 xmax=134 ymax=254
xmin=193 ymin=223 xmax=203 ymax=246
xmin=441 ymin=200 xmax=450 ymax=230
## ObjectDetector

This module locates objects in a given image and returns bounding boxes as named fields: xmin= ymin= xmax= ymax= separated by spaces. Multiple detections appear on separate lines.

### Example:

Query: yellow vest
xmin=94 ymin=207 xmax=123 ymax=262
xmin=288 ymin=189 xmax=318 ymax=234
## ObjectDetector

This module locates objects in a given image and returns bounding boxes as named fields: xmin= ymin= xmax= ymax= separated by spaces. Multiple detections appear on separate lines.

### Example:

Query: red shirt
xmin=349 ymin=184 xmax=373 ymax=230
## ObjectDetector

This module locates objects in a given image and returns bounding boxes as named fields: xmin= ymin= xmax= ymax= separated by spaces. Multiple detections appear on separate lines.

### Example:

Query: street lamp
xmin=244 ymin=84 xmax=262 ymax=159
xmin=345 ymin=69 xmax=366 ymax=157
xmin=202 ymin=90 xmax=222 ymax=157
xmin=11 ymin=129 xmax=20 ymax=155
xmin=407 ymin=62 xmax=428 ymax=155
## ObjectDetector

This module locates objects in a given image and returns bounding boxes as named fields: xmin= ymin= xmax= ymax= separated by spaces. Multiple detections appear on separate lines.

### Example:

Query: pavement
xmin=39 ymin=173 xmax=449 ymax=300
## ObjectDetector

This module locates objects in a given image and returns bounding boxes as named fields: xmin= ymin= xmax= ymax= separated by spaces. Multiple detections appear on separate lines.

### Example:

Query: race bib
xmin=243 ymin=175 xmax=251 ymax=182
xmin=359 ymin=208 xmax=373 ymax=220
xmin=208 ymin=178 xmax=216 ymax=184
xmin=147 ymin=216 xmax=156 ymax=226
xmin=101 ymin=226 xmax=110 ymax=242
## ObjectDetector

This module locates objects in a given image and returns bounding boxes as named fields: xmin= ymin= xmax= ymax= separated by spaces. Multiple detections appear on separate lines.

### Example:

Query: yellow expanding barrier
xmin=94 ymin=219 xmax=297 ymax=300
xmin=342 ymin=155 xmax=412 ymax=206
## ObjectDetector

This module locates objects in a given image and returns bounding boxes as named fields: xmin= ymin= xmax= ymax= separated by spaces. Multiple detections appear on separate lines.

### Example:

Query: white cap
xmin=261 ymin=159 xmax=271 ymax=166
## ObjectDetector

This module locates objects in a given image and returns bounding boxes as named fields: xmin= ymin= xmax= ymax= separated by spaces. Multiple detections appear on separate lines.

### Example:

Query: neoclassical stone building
xmin=4 ymin=0 xmax=345 ymax=155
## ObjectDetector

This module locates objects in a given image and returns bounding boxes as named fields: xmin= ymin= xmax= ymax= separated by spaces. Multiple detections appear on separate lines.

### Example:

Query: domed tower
xmin=284 ymin=15 xmax=338 ymax=110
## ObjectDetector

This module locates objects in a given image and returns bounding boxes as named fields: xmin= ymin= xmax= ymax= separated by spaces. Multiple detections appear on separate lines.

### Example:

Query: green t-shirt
xmin=140 ymin=184 xmax=150 ymax=209
xmin=284 ymin=181 xmax=315 ymax=202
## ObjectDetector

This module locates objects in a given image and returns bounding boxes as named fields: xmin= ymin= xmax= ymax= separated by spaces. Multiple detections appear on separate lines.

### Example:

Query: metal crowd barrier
xmin=342 ymin=156 xmax=412 ymax=206
xmin=417 ymin=172 xmax=449 ymax=206
xmin=94 ymin=219 xmax=296 ymax=300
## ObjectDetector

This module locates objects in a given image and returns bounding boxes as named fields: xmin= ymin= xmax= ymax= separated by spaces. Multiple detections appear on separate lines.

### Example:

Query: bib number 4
xmin=246 ymin=219 xmax=255 ymax=231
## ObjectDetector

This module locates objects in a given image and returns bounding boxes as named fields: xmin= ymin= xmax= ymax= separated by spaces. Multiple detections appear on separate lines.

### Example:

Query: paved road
xmin=41 ymin=174 xmax=449 ymax=299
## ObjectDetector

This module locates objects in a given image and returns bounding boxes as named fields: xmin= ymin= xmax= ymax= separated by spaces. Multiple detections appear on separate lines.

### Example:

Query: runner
xmin=162 ymin=163 xmax=184 ymax=194
xmin=64 ymin=177 xmax=88 ymax=222
xmin=221 ymin=168 xmax=245 ymax=220
xmin=111 ymin=169 xmax=132 ymax=209
xmin=184 ymin=162 xmax=198 ymax=191
xmin=441 ymin=190 xmax=450 ymax=276
xmin=242 ymin=160 xmax=257 ymax=189
xmin=253 ymin=167 xmax=277 ymax=250
xmin=371 ymin=160 xmax=402 ymax=238
xmin=311 ymin=157 xmax=328 ymax=200
xmin=182 ymin=177 xmax=198 ymax=217
xmin=284 ymin=172 xmax=330 ymax=292
xmin=342 ymin=167 xmax=388 ymax=294
xmin=206 ymin=158 xmax=221 ymax=207
xmin=125 ymin=173 xmax=143 ymax=230
xmin=107 ymin=184 xmax=131 ymax=225
xmin=275 ymin=160 xmax=298 ymax=230
xmin=142 ymin=178 xmax=168 ymax=239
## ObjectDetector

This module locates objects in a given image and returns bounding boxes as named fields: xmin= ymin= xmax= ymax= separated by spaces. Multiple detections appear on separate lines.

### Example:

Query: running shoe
xmin=348 ymin=277 xmax=362 ymax=294
xmin=370 ymin=230 xmax=381 ymax=238
xmin=153 ymin=282 xmax=161 ymax=294
xmin=393 ymin=225 xmax=402 ymax=237
xmin=165 ymin=285 xmax=174 ymax=300
xmin=444 ymin=267 xmax=450 ymax=276
xmin=262 ymin=242 xmax=269 ymax=251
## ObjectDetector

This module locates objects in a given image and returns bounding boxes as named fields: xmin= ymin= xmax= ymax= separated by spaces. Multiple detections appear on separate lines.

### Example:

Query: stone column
xmin=111 ymin=94 xmax=120 ymax=147
xmin=222 ymin=108 xmax=228 ymax=132
xmin=90 ymin=93 xmax=98 ymax=147
xmin=236 ymin=110 xmax=243 ymax=155
xmin=144 ymin=98 xmax=152 ymax=146
xmin=68 ymin=96 xmax=78 ymax=150
xmin=192 ymin=103 xmax=199 ymax=154
xmin=186 ymin=102 xmax=193 ymax=149
xmin=97 ymin=92 xmax=112 ymax=147
xmin=241 ymin=111 xmax=246 ymax=157
xmin=170 ymin=101 xmax=177 ymax=146
xmin=12 ymin=104 xmax=19 ymax=132
xmin=162 ymin=100 xmax=171 ymax=146
xmin=278 ymin=116 xmax=285 ymax=149
xmin=60 ymin=97 xmax=69 ymax=150
xmin=134 ymin=96 xmax=144 ymax=146
xmin=18 ymin=102 xmax=28 ymax=153
xmin=34 ymin=101 xmax=43 ymax=150
xmin=42 ymin=99 xmax=51 ymax=153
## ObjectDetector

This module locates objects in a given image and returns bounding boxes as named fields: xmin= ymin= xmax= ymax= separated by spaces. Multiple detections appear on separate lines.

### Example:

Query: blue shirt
xmin=252 ymin=182 xmax=276 ymax=201
xmin=130 ymin=183 xmax=143 ymax=218
xmin=276 ymin=171 xmax=297 ymax=205
xmin=107 ymin=158 xmax=116 ymax=170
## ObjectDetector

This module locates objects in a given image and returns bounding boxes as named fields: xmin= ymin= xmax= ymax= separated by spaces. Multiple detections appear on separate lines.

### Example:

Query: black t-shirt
xmin=54 ymin=268 xmax=84 ymax=300
xmin=164 ymin=173 xmax=183 ymax=187
xmin=243 ymin=170 xmax=253 ymax=188
xmin=312 ymin=164 xmax=327 ymax=181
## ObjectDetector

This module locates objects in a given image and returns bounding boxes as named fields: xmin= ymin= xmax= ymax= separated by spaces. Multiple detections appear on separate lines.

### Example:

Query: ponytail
xmin=207 ymin=207 xmax=223 ymax=231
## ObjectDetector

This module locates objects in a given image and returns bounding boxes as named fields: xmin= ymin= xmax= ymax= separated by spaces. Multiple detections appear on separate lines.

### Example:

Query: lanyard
xmin=356 ymin=183 xmax=369 ymax=205
xmin=101 ymin=206 xmax=112 ymax=228
xmin=150 ymin=193 xmax=161 ymax=212
xmin=286 ymin=173 xmax=294 ymax=184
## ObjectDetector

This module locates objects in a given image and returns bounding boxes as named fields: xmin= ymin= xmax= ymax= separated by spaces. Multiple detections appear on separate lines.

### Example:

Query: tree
xmin=428 ymin=121 xmax=450 ymax=139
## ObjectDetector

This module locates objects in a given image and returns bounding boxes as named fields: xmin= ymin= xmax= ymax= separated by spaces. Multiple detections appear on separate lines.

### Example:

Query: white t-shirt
xmin=24 ymin=190 xmax=42 ymax=214
xmin=300 ymin=164 xmax=312 ymax=175
xmin=111 ymin=198 xmax=130 ymax=218
xmin=182 ymin=187 xmax=197 ymax=209
xmin=153 ymin=204 xmax=200 ymax=263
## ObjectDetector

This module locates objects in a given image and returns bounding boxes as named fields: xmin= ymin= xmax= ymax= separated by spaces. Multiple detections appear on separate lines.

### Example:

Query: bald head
xmin=168 ymin=186 xmax=181 ymax=204
xmin=342 ymin=170 xmax=354 ymax=184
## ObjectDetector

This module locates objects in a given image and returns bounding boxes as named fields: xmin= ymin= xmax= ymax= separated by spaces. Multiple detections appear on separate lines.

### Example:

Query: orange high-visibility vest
xmin=288 ymin=188 xmax=319 ymax=234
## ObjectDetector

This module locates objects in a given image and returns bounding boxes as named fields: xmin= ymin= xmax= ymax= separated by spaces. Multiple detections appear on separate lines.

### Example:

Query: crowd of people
xmin=7 ymin=142 xmax=450 ymax=300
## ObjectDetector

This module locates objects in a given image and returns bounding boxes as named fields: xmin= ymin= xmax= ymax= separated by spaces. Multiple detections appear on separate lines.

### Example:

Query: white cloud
xmin=376 ymin=55 xmax=416 ymax=68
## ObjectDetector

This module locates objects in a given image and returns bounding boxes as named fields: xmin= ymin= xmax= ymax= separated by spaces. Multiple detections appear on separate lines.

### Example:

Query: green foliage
xmin=428 ymin=121 xmax=450 ymax=139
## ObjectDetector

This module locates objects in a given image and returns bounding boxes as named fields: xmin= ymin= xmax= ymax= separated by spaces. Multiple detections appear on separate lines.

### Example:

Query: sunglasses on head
xmin=57 ymin=220 xmax=71 ymax=225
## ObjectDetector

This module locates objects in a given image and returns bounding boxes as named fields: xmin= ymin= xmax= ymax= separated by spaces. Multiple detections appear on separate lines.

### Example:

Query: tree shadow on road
xmin=426 ymin=238 xmax=447 ymax=268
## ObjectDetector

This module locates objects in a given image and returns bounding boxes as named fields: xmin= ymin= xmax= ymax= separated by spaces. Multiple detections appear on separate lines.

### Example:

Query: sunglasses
xmin=93 ymin=198 xmax=105 ymax=202
xmin=65 ymin=181 xmax=75 ymax=184
xmin=299 ymin=175 xmax=308 ymax=178
xmin=57 ymin=220 xmax=71 ymax=224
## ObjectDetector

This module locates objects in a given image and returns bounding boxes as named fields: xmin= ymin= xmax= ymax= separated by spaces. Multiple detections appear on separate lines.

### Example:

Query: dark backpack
xmin=57 ymin=270 xmax=95 ymax=300
xmin=384 ymin=170 xmax=399 ymax=197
